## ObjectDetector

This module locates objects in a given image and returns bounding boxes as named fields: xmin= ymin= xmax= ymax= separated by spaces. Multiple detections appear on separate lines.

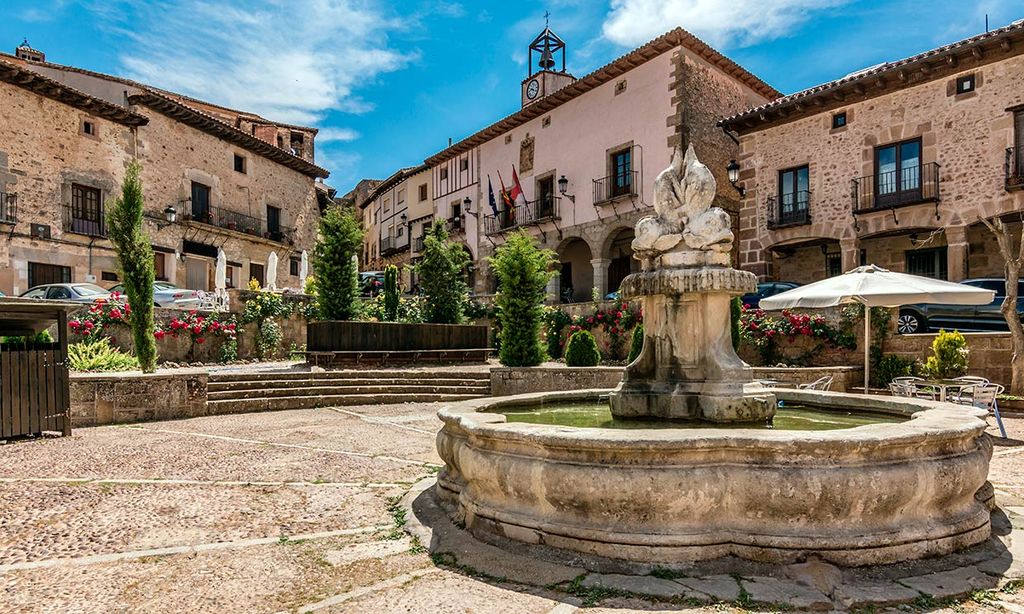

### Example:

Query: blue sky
xmin=3 ymin=0 xmax=1020 ymax=192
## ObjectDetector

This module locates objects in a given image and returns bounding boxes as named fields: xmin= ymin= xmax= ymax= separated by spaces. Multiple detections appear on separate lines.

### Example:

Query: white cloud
xmin=602 ymin=0 xmax=850 ymax=49
xmin=316 ymin=127 xmax=361 ymax=143
xmin=94 ymin=0 xmax=412 ymax=125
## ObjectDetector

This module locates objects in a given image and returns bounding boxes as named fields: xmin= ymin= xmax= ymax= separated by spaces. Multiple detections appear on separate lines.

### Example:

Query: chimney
xmin=15 ymin=38 xmax=44 ymax=62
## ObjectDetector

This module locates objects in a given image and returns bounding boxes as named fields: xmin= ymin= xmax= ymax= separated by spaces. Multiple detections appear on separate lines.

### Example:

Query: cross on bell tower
xmin=521 ymin=16 xmax=575 ymax=107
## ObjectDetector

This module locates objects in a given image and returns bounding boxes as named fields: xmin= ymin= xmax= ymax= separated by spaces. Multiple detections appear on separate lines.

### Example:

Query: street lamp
xmin=726 ymin=160 xmax=745 ymax=197
xmin=163 ymin=205 xmax=177 ymax=223
xmin=557 ymin=175 xmax=575 ymax=203
xmin=463 ymin=195 xmax=473 ymax=215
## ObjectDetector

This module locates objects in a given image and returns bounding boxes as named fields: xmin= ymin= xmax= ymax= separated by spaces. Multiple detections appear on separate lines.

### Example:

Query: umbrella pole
xmin=864 ymin=305 xmax=871 ymax=394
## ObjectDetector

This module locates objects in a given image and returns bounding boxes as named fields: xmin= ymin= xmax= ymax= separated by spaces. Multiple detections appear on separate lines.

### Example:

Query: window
xmin=290 ymin=131 xmax=304 ymax=156
xmin=47 ymin=286 xmax=72 ymax=300
xmin=154 ymin=252 xmax=167 ymax=281
xmin=832 ymin=112 xmax=847 ymax=129
xmin=542 ymin=116 xmax=551 ymax=127
xmin=1014 ymin=110 xmax=1023 ymax=182
xmin=30 ymin=224 xmax=51 ymax=239
xmin=610 ymin=148 xmax=633 ymax=197
xmin=70 ymin=184 xmax=104 ymax=236
xmin=397 ymin=188 xmax=406 ymax=208
xmin=397 ymin=225 xmax=404 ymax=237
xmin=956 ymin=74 xmax=975 ymax=94
xmin=226 ymin=264 xmax=238 ymax=289
xmin=101 ymin=271 xmax=118 ymax=282
xmin=418 ymin=183 xmax=428 ymax=202
xmin=440 ymin=168 xmax=449 ymax=181
xmin=82 ymin=120 xmax=96 ymax=136
xmin=875 ymin=138 xmax=922 ymax=205
xmin=234 ymin=154 xmax=246 ymax=173
xmin=277 ymin=135 xmax=285 ymax=149
xmin=266 ymin=205 xmax=282 ymax=240
xmin=460 ymin=158 xmax=469 ymax=172
xmin=28 ymin=262 xmax=71 ymax=288
xmin=191 ymin=181 xmax=211 ymax=221
xmin=249 ymin=262 xmax=265 ymax=287
xmin=505 ymin=135 xmax=512 ymax=144
xmin=906 ymin=247 xmax=948 ymax=280
xmin=777 ymin=166 xmax=810 ymax=222
xmin=615 ymin=79 xmax=627 ymax=95
xmin=825 ymin=252 xmax=842 ymax=277
xmin=537 ymin=175 xmax=555 ymax=217
xmin=290 ymin=257 xmax=300 ymax=276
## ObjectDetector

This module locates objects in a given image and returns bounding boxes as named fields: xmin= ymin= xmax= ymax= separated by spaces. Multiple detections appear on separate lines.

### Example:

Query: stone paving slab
xmin=898 ymin=566 xmax=997 ymax=600
xmin=674 ymin=574 xmax=742 ymax=602
xmin=832 ymin=580 xmax=922 ymax=609
xmin=741 ymin=576 xmax=833 ymax=610
xmin=580 ymin=573 xmax=692 ymax=599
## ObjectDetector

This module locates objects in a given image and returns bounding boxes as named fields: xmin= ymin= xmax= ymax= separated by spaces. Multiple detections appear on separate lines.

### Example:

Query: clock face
xmin=526 ymin=79 xmax=540 ymax=100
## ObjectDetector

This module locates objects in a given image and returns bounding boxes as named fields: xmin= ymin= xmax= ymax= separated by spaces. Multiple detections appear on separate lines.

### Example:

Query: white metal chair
xmin=799 ymin=375 xmax=834 ymax=391
xmin=968 ymin=383 xmax=1007 ymax=439
xmin=196 ymin=290 xmax=219 ymax=311
xmin=889 ymin=382 xmax=913 ymax=397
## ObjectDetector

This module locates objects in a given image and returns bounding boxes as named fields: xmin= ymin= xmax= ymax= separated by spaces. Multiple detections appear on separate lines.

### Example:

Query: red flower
xmin=189 ymin=310 xmax=197 ymax=315
xmin=616 ymin=311 xmax=623 ymax=318
xmin=801 ymin=327 xmax=811 ymax=336
xmin=195 ymin=337 xmax=205 ymax=344
xmin=587 ymin=317 xmax=594 ymax=324
xmin=211 ymin=321 xmax=221 ymax=330
xmin=196 ymin=316 xmax=205 ymax=324
xmin=192 ymin=325 xmax=202 ymax=335
xmin=227 ymin=323 xmax=236 ymax=331
xmin=109 ymin=308 xmax=122 ymax=320
xmin=749 ymin=322 xmax=759 ymax=330
xmin=84 ymin=321 xmax=95 ymax=329
xmin=69 ymin=321 xmax=81 ymax=329
xmin=597 ymin=313 xmax=603 ymax=319
xmin=154 ymin=330 xmax=165 ymax=340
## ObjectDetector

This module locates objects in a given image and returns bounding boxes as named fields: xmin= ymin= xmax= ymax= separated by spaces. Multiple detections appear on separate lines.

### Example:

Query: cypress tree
xmin=313 ymin=207 xmax=363 ymax=320
xmin=383 ymin=264 xmax=399 ymax=321
xmin=489 ymin=230 xmax=556 ymax=366
xmin=417 ymin=221 xmax=469 ymax=324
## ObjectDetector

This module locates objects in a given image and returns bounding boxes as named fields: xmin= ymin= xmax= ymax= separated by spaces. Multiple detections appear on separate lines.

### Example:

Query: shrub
xmin=69 ymin=338 xmax=139 ymax=372
xmin=241 ymin=291 xmax=290 ymax=360
xmin=922 ymin=329 xmax=969 ymax=379
xmin=313 ymin=206 xmax=362 ymax=320
xmin=157 ymin=310 xmax=238 ymax=362
xmin=873 ymin=354 xmax=919 ymax=387
xmin=2 ymin=330 xmax=53 ymax=345
xmin=564 ymin=330 xmax=601 ymax=367
xmin=627 ymin=323 xmax=644 ymax=364
xmin=69 ymin=293 xmax=132 ymax=340
xmin=363 ymin=293 xmax=425 ymax=323
xmin=105 ymin=161 xmax=157 ymax=372
xmin=418 ymin=220 xmax=470 ymax=324
xmin=382 ymin=264 xmax=399 ymax=321
xmin=489 ymin=231 xmax=556 ymax=367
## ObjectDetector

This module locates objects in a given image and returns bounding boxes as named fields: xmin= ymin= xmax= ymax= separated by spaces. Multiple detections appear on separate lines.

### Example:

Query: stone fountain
xmin=610 ymin=145 xmax=774 ymax=422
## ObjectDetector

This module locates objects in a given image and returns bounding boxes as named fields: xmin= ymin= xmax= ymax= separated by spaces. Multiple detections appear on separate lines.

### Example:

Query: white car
xmin=110 ymin=281 xmax=200 ymax=308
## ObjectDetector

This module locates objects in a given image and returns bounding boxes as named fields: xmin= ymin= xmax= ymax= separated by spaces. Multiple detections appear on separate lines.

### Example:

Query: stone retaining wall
xmin=886 ymin=332 xmax=1011 ymax=386
xmin=70 ymin=371 xmax=208 ymax=427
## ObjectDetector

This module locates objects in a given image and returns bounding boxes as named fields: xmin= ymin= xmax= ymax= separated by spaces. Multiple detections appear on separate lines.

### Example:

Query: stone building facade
xmin=0 ymin=46 xmax=328 ymax=295
xmin=359 ymin=165 xmax=432 ymax=282
xmin=720 ymin=21 xmax=1024 ymax=284
xmin=419 ymin=27 xmax=777 ymax=301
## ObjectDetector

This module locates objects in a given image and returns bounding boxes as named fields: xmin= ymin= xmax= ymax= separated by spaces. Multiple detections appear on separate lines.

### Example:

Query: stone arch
xmin=556 ymin=236 xmax=594 ymax=303
xmin=602 ymin=227 xmax=638 ymax=296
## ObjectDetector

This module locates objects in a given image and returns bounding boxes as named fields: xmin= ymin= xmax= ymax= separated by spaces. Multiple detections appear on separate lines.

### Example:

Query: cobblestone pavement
xmin=3 ymin=403 xmax=1024 ymax=613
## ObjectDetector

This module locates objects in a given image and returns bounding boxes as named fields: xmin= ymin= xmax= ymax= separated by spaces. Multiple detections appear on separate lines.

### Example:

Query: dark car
xmin=741 ymin=282 xmax=800 ymax=309
xmin=897 ymin=278 xmax=1023 ymax=334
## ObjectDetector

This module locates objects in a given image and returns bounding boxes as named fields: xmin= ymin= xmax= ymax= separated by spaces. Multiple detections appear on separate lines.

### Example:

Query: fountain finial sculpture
xmin=610 ymin=145 xmax=775 ymax=422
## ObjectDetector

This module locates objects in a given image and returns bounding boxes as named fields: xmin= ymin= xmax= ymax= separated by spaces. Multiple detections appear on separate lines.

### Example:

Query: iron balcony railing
xmin=448 ymin=215 xmax=465 ymax=234
xmin=483 ymin=196 xmax=560 ymax=236
xmin=184 ymin=205 xmax=295 ymax=244
xmin=380 ymin=236 xmax=396 ymax=255
xmin=63 ymin=203 xmax=106 ymax=237
xmin=766 ymin=191 xmax=811 ymax=229
xmin=593 ymin=170 xmax=639 ymax=203
xmin=1007 ymin=147 xmax=1024 ymax=191
xmin=0 ymin=192 xmax=16 ymax=224
xmin=852 ymin=162 xmax=940 ymax=213
xmin=413 ymin=235 xmax=425 ymax=252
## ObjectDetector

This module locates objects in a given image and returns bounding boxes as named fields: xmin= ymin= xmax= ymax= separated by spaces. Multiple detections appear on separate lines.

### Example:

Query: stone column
xmin=546 ymin=275 xmax=560 ymax=305
xmin=591 ymin=258 xmax=611 ymax=298
xmin=840 ymin=237 xmax=861 ymax=273
xmin=946 ymin=225 xmax=969 ymax=282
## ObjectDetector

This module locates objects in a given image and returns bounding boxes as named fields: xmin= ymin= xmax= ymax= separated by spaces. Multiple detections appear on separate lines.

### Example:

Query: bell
xmin=538 ymin=49 xmax=555 ymax=70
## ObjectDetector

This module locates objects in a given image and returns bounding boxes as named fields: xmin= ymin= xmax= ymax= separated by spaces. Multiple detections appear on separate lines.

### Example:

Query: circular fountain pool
xmin=435 ymin=388 xmax=993 ymax=567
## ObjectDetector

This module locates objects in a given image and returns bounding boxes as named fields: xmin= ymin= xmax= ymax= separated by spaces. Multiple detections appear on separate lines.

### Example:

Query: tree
xmin=382 ymin=264 xmax=399 ymax=321
xmin=106 ymin=161 xmax=157 ymax=372
xmin=489 ymin=230 xmax=556 ymax=366
xmin=417 ymin=220 xmax=470 ymax=324
xmin=979 ymin=215 xmax=1024 ymax=394
xmin=313 ymin=206 xmax=363 ymax=320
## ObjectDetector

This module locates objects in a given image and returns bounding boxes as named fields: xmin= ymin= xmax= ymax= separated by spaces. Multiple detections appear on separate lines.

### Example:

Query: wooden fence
xmin=307 ymin=321 xmax=489 ymax=352
xmin=0 ymin=342 xmax=70 ymax=438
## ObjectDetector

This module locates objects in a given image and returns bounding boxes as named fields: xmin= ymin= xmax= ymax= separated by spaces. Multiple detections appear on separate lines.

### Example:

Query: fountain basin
xmin=435 ymin=389 xmax=993 ymax=567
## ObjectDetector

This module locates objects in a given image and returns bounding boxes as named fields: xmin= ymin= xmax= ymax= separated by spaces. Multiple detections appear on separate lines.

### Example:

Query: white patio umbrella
xmin=215 ymin=249 xmax=227 ymax=292
xmin=759 ymin=265 xmax=995 ymax=393
xmin=299 ymin=250 xmax=309 ymax=290
xmin=266 ymin=252 xmax=278 ymax=291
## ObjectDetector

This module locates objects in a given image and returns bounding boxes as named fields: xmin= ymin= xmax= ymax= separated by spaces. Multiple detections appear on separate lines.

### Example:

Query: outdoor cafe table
xmin=917 ymin=380 xmax=975 ymax=402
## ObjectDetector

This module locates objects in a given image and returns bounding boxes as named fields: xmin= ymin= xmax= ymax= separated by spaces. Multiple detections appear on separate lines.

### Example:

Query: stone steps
xmin=204 ymin=369 xmax=492 ymax=413
xmin=207 ymin=392 xmax=485 ymax=414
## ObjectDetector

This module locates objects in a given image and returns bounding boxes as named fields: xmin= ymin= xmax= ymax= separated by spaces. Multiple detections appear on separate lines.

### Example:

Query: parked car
xmin=110 ymin=281 xmax=200 ymax=308
xmin=19 ymin=283 xmax=111 ymax=303
xmin=360 ymin=271 xmax=385 ymax=296
xmin=897 ymin=278 xmax=1024 ymax=334
xmin=741 ymin=282 xmax=801 ymax=308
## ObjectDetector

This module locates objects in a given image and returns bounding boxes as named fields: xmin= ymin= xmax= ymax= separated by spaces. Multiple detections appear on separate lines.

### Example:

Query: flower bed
xmin=543 ymin=299 xmax=642 ymax=361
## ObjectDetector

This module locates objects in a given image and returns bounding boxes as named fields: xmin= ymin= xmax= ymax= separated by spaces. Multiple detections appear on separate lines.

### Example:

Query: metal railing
xmin=593 ymin=170 xmax=639 ymax=203
xmin=447 ymin=215 xmax=465 ymax=234
xmin=483 ymin=196 xmax=560 ymax=235
xmin=852 ymin=162 xmax=940 ymax=212
xmin=380 ymin=236 xmax=396 ymax=254
xmin=63 ymin=203 xmax=106 ymax=237
xmin=766 ymin=192 xmax=811 ymax=229
xmin=266 ymin=226 xmax=296 ymax=245
xmin=0 ymin=192 xmax=16 ymax=224
xmin=413 ymin=235 xmax=425 ymax=252
xmin=183 ymin=205 xmax=295 ymax=244
xmin=1008 ymin=147 xmax=1024 ymax=191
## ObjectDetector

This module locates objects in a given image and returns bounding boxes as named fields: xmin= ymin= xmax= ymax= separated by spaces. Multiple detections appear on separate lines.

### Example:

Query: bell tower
xmin=521 ymin=16 xmax=575 ymax=108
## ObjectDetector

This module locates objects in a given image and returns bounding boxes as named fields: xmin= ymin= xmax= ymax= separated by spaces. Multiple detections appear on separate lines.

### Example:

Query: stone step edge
xmin=208 ymin=386 xmax=491 ymax=400
xmin=207 ymin=378 xmax=491 ymax=390
xmin=209 ymin=371 xmax=491 ymax=382
xmin=206 ymin=393 xmax=487 ymax=412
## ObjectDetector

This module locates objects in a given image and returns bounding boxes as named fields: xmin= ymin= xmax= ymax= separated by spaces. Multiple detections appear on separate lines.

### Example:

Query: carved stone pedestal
xmin=609 ymin=266 xmax=776 ymax=422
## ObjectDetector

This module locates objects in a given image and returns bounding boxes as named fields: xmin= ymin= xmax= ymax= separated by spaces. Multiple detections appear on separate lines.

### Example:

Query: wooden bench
xmin=304 ymin=348 xmax=492 ymax=367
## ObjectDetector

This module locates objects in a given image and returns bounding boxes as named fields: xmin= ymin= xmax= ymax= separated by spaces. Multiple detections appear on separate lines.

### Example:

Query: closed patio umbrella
xmin=266 ymin=252 xmax=278 ymax=291
xmin=215 ymin=249 xmax=227 ymax=291
xmin=299 ymin=250 xmax=309 ymax=290
xmin=759 ymin=265 xmax=994 ymax=393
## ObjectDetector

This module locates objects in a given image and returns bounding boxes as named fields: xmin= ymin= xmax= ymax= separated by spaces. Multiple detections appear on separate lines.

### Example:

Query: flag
xmin=496 ymin=169 xmax=513 ymax=209
xmin=487 ymin=176 xmax=499 ymax=216
xmin=509 ymin=166 xmax=525 ymax=204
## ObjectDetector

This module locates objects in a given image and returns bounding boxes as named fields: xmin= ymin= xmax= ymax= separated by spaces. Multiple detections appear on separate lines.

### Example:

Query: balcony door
xmin=1016 ymin=111 xmax=1024 ymax=178
xmin=537 ymin=175 xmax=555 ymax=218
xmin=778 ymin=166 xmax=809 ymax=224
xmin=266 ymin=205 xmax=281 ymax=240
xmin=875 ymin=139 xmax=921 ymax=207
xmin=611 ymin=148 xmax=632 ymax=198
xmin=191 ymin=181 xmax=211 ymax=222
